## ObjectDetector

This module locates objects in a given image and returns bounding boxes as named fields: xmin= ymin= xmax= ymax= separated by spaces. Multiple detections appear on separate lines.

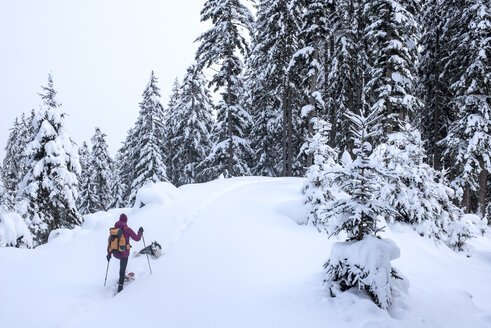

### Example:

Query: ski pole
xmin=142 ymin=233 xmax=152 ymax=274
xmin=104 ymin=258 xmax=110 ymax=287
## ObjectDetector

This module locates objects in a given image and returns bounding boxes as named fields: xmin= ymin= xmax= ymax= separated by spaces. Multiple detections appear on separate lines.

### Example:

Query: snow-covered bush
xmin=324 ymin=236 xmax=404 ymax=309
xmin=302 ymin=119 xmax=338 ymax=227
xmin=133 ymin=182 xmax=179 ymax=209
xmin=0 ymin=206 xmax=33 ymax=248
xmin=446 ymin=220 xmax=473 ymax=252
xmin=375 ymin=124 xmax=463 ymax=240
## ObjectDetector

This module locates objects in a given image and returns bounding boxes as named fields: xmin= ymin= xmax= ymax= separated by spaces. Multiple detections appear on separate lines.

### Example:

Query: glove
xmin=138 ymin=227 xmax=144 ymax=234
xmin=106 ymin=254 xmax=111 ymax=262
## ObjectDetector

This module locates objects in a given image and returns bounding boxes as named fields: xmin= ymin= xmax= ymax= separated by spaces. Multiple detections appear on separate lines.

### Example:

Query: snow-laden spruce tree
xmin=1 ymin=115 xmax=30 ymax=210
xmin=172 ymin=65 xmax=214 ymax=185
xmin=322 ymin=109 xmax=405 ymax=310
xmin=325 ymin=0 xmax=369 ymax=152
xmin=88 ymin=128 xmax=113 ymax=212
xmin=440 ymin=0 xmax=490 ymax=219
xmin=375 ymin=122 xmax=466 ymax=241
xmin=77 ymin=141 xmax=93 ymax=215
xmin=195 ymin=0 xmax=254 ymax=179
xmin=128 ymin=71 xmax=168 ymax=204
xmin=117 ymin=128 xmax=136 ymax=205
xmin=164 ymin=78 xmax=181 ymax=186
xmin=289 ymin=0 xmax=330 ymax=167
xmin=417 ymin=0 xmax=453 ymax=170
xmin=302 ymin=119 xmax=338 ymax=227
xmin=364 ymin=0 xmax=421 ymax=138
xmin=18 ymin=74 xmax=82 ymax=245
xmin=109 ymin=151 xmax=126 ymax=209
xmin=248 ymin=0 xmax=304 ymax=176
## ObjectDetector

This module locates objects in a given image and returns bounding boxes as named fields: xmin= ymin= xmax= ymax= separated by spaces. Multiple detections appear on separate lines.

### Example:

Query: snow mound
xmin=133 ymin=182 xmax=180 ymax=209
xmin=325 ymin=236 xmax=405 ymax=309
xmin=0 ymin=208 xmax=33 ymax=248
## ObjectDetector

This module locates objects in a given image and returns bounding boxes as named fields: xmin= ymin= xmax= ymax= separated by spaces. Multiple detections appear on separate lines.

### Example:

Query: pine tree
xmin=364 ymin=0 xmax=421 ymax=137
xmin=77 ymin=141 xmax=92 ymax=215
xmin=291 ymin=0 xmax=331 ymax=167
xmin=109 ymin=151 xmax=126 ymax=209
xmin=88 ymin=128 xmax=113 ymax=212
xmin=196 ymin=0 xmax=255 ymax=178
xmin=325 ymin=0 xmax=368 ymax=152
xmin=302 ymin=118 xmax=337 ymax=227
xmin=1 ymin=115 xmax=29 ymax=209
xmin=375 ymin=122 xmax=463 ymax=239
xmin=129 ymin=71 xmax=167 ymax=204
xmin=441 ymin=0 xmax=490 ymax=218
xmin=321 ymin=109 xmax=390 ymax=239
xmin=164 ymin=78 xmax=181 ymax=186
xmin=172 ymin=65 xmax=214 ymax=185
xmin=18 ymin=74 xmax=82 ymax=245
xmin=249 ymin=0 xmax=303 ymax=176
xmin=322 ymin=108 xmax=404 ymax=310
xmin=117 ymin=128 xmax=136 ymax=205
xmin=246 ymin=28 xmax=283 ymax=177
xmin=417 ymin=0 xmax=453 ymax=170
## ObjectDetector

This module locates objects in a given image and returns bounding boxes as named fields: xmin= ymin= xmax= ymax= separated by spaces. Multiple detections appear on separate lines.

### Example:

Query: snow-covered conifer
xmin=164 ymin=78 xmax=181 ymax=186
xmin=291 ymin=0 xmax=330 ymax=167
xmin=172 ymin=65 xmax=214 ymax=185
xmin=0 ymin=205 xmax=33 ymax=248
xmin=77 ymin=141 xmax=92 ymax=215
xmin=129 ymin=71 xmax=167 ymax=204
xmin=417 ymin=0 xmax=453 ymax=170
xmin=325 ymin=0 xmax=368 ymax=152
xmin=195 ymin=0 xmax=254 ymax=178
xmin=249 ymin=0 xmax=303 ymax=176
xmin=1 ymin=115 xmax=29 ymax=209
xmin=117 ymin=128 xmax=135 ymax=205
xmin=440 ymin=0 xmax=490 ymax=217
xmin=364 ymin=0 xmax=421 ymax=137
xmin=88 ymin=128 xmax=113 ymax=212
xmin=446 ymin=220 xmax=473 ymax=252
xmin=18 ymin=74 xmax=82 ymax=245
xmin=322 ymin=108 xmax=404 ymax=309
xmin=109 ymin=152 xmax=126 ymax=209
xmin=302 ymin=119 xmax=337 ymax=227
xmin=375 ymin=123 xmax=462 ymax=240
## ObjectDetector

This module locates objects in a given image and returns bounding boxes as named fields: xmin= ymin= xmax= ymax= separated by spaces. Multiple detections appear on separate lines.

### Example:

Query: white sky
xmin=0 ymin=0 xmax=209 ymax=161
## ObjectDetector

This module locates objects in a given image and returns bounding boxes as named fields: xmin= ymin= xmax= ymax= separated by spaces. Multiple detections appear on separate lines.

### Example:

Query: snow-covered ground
xmin=1 ymin=177 xmax=490 ymax=328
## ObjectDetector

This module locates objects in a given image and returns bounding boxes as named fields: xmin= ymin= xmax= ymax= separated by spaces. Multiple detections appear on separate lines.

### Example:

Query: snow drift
xmin=0 ymin=177 xmax=490 ymax=328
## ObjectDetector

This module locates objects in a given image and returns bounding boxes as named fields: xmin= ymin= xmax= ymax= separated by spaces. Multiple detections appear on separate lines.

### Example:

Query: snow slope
xmin=1 ymin=177 xmax=491 ymax=328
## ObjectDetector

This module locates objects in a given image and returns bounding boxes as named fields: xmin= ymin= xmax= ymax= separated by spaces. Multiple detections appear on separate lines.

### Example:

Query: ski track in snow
xmin=168 ymin=178 xmax=277 ymax=250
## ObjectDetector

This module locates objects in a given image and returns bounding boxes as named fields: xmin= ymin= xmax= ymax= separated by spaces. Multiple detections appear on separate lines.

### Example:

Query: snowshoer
xmin=107 ymin=213 xmax=143 ymax=293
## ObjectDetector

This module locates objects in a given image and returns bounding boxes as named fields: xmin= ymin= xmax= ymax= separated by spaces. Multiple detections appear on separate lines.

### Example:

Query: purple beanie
xmin=119 ymin=213 xmax=128 ymax=222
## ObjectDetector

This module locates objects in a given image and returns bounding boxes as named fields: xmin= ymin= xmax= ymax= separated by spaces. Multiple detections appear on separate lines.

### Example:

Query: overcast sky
xmin=0 ymin=0 xmax=209 ymax=161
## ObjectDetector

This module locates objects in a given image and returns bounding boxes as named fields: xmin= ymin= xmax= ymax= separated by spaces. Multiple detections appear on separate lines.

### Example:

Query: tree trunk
xmin=462 ymin=184 xmax=471 ymax=214
xmin=282 ymin=82 xmax=288 ymax=177
xmin=306 ymin=36 xmax=320 ymax=168
xmin=328 ymin=34 xmax=336 ymax=147
xmin=227 ymin=84 xmax=233 ymax=177
xmin=287 ymin=86 xmax=293 ymax=177
xmin=384 ymin=6 xmax=394 ymax=134
xmin=433 ymin=29 xmax=441 ymax=171
xmin=478 ymin=160 xmax=488 ymax=220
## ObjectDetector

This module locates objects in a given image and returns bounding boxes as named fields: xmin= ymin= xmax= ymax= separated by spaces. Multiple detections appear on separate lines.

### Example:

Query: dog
xmin=134 ymin=241 xmax=163 ymax=259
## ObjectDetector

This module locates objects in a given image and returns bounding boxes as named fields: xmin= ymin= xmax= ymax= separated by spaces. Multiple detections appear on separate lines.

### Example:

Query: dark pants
xmin=118 ymin=257 xmax=128 ymax=292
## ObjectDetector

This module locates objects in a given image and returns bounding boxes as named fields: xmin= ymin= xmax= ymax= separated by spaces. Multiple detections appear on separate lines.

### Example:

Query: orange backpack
xmin=108 ymin=227 xmax=129 ymax=254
